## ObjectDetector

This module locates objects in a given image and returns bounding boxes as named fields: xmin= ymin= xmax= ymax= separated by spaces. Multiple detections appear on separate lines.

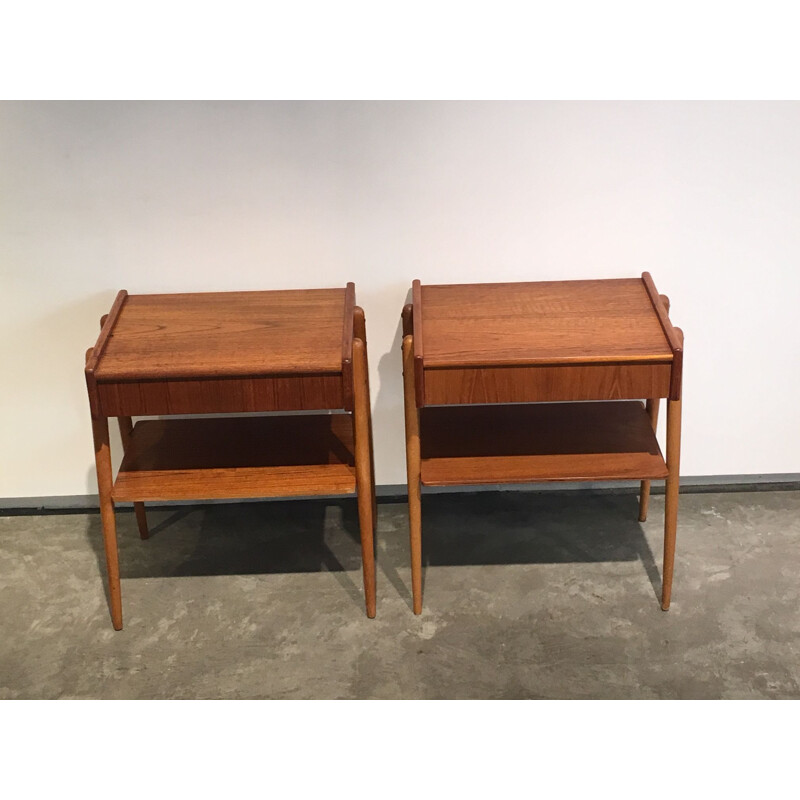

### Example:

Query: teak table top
xmin=416 ymin=276 xmax=674 ymax=367
xmin=92 ymin=286 xmax=353 ymax=381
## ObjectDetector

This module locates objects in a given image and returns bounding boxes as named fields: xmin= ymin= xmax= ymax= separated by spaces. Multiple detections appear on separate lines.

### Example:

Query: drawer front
xmin=423 ymin=363 xmax=672 ymax=405
xmin=97 ymin=374 xmax=344 ymax=416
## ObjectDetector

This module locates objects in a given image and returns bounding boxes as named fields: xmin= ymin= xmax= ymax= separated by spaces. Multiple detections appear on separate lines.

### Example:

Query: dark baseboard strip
xmin=2 ymin=474 xmax=799 ymax=516
xmin=377 ymin=474 xmax=800 ymax=502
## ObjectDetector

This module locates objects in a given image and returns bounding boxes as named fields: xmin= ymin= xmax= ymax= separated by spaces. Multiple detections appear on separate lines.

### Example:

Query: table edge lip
xmin=419 ymin=276 xmax=644 ymax=292
xmin=421 ymin=353 xmax=674 ymax=369
xmin=93 ymin=366 xmax=345 ymax=382
xmin=118 ymin=287 xmax=348 ymax=301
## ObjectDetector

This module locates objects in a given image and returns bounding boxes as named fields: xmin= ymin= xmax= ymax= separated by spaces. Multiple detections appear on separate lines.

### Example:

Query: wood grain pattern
xmin=420 ymin=401 xmax=667 ymax=486
xmin=423 ymin=363 xmax=672 ymax=405
xmin=419 ymin=278 xmax=673 ymax=368
xmin=404 ymin=274 xmax=683 ymax=614
xmin=87 ymin=284 xmax=368 ymax=627
xmin=341 ymin=282 xmax=356 ymax=411
xmin=402 ymin=335 xmax=423 ymax=614
xmin=97 ymin=374 xmax=344 ymax=416
xmin=353 ymin=338 xmax=376 ymax=618
xmin=411 ymin=280 xmax=425 ymax=407
xmin=113 ymin=466 xmax=355 ymax=502
xmin=423 ymin=452 xmax=668 ymax=486
xmin=85 ymin=290 xmax=128 ymax=416
xmin=117 ymin=415 xmax=149 ymax=539
xmin=94 ymin=289 xmax=347 ymax=381
xmin=671 ymin=327 xmax=684 ymax=400
xmin=641 ymin=272 xmax=683 ymax=399
xmin=661 ymin=398 xmax=682 ymax=610
xmin=354 ymin=307 xmax=377 ymax=527
xmin=113 ymin=415 xmax=356 ymax=501
xmin=115 ymin=465 xmax=355 ymax=501
xmin=92 ymin=416 xmax=122 ymax=630
xmin=101 ymin=309 xmax=150 ymax=541
xmin=401 ymin=303 xmax=413 ymax=337
xmin=86 ymin=290 xmax=128 ymax=374
xmin=638 ymin=397 xmax=661 ymax=522
xmin=641 ymin=273 xmax=681 ymax=354
xmin=353 ymin=306 xmax=366 ymax=346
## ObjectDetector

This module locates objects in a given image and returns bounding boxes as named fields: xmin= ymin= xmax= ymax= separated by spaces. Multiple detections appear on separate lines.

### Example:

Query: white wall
xmin=2 ymin=101 xmax=799 ymax=499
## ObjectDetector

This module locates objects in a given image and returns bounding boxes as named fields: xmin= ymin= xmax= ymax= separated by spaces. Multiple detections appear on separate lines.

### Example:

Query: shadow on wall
xmin=371 ymin=286 xmax=411 ymax=487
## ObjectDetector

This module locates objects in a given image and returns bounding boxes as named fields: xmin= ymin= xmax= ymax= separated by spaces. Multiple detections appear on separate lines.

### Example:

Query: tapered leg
xmin=354 ymin=307 xmax=377 ymax=532
xmin=117 ymin=416 xmax=149 ymax=539
xmin=638 ymin=398 xmax=661 ymax=522
xmin=661 ymin=398 xmax=682 ymax=610
xmin=102 ymin=311 xmax=149 ymax=541
xmin=92 ymin=416 xmax=123 ymax=630
xmin=132 ymin=504 xmax=149 ymax=540
xmin=353 ymin=338 xmax=376 ymax=618
xmin=366 ymin=372 xmax=377 ymax=533
xmin=402 ymin=335 xmax=422 ymax=614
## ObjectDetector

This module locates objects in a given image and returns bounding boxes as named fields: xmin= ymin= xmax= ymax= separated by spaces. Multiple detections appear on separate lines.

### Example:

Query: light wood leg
xmin=661 ymin=398 xmax=682 ymax=610
xmin=641 ymin=294 xmax=671 ymax=524
xmin=353 ymin=338 xmax=376 ymax=618
xmin=132 ymin=504 xmax=149 ymax=540
xmin=354 ymin=307 xmax=377 ymax=532
xmin=101 ymin=312 xmax=149 ymax=543
xmin=638 ymin=398 xmax=661 ymax=522
xmin=402 ymin=335 xmax=422 ymax=614
xmin=92 ymin=416 xmax=123 ymax=630
xmin=117 ymin=416 xmax=149 ymax=539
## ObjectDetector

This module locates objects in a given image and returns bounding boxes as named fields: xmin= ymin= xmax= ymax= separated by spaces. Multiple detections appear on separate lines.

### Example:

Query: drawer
xmin=423 ymin=362 xmax=672 ymax=405
xmin=96 ymin=373 xmax=344 ymax=416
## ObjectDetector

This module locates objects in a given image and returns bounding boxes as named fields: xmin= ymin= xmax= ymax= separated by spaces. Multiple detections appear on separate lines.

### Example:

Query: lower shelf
xmin=113 ymin=414 xmax=356 ymax=501
xmin=420 ymin=401 xmax=668 ymax=486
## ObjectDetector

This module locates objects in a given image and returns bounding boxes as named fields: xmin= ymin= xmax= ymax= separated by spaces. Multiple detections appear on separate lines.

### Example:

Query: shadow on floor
xmin=84 ymin=491 xmax=662 ymax=611
xmin=85 ymin=498 xmax=369 ymax=612
xmin=415 ymin=491 xmax=662 ymax=602
xmin=85 ymin=499 xmax=367 ymax=574
xmin=421 ymin=491 xmax=653 ymax=561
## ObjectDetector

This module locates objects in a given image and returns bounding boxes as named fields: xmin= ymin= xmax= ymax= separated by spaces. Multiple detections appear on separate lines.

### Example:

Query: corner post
xmin=353 ymin=336 xmax=376 ymax=618
xmin=402 ymin=332 xmax=423 ymax=614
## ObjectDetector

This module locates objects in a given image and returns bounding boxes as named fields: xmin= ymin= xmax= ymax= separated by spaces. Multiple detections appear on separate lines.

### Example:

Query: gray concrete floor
xmin=1 ymin=489 xmax=799 ymax=699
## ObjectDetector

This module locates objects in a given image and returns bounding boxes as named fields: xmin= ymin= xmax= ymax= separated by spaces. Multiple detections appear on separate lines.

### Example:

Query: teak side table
xmin=85 ymin=284 xmax=376 ymax=630
xmin=401 ymin=273 xmax=683 ymax=613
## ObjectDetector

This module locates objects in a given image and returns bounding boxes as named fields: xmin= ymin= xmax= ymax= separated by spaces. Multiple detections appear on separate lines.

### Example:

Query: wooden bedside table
xmin=85 ymin=285 xmax=376 ymax=630
xmin=401 ymin=273 xmax=683 ymax=613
